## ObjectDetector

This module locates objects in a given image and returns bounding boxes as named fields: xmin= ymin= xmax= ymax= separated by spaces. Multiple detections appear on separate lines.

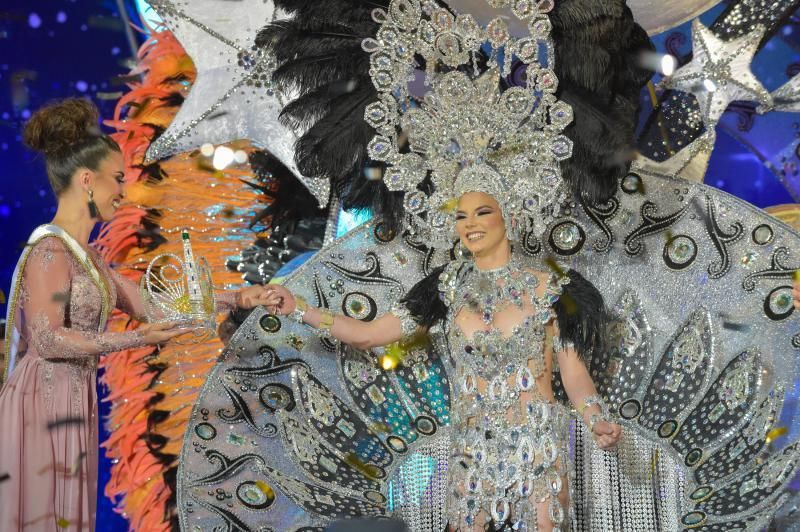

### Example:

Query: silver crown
xmin=140 ymin=230 xmax=217 ymax=340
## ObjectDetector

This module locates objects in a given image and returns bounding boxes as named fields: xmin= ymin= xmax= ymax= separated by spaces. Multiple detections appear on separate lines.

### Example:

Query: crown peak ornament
xmin=141 ymin=230 xmax=217 ymax=340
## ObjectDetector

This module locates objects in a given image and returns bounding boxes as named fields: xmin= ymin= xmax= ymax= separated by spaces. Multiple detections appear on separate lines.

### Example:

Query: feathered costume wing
xmin=169 ymin=1 xmax=800 ymax=531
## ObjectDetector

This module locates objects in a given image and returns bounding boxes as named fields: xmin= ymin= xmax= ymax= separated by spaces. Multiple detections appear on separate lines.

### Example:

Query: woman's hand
xmin=260 ymin=285 xmax=296 ymax=315
xmin=236 ymin=285 xmax=278 ymax=309
xmin=139 ymin=321 xmax=189 ymax=345
xmin=592 ymin=419 xmax=622 ymax=451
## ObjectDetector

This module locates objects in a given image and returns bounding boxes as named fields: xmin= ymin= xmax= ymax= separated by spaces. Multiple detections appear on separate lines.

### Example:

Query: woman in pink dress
xmin=0 ymin=99 xmax=271 ymax=531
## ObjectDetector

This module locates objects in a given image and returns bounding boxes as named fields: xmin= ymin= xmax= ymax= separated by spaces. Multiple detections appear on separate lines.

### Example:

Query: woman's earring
xmin=87 ymin=189 xmax=99 ymax=218
xmin=455 ymin=239 xmax=470 ymax=259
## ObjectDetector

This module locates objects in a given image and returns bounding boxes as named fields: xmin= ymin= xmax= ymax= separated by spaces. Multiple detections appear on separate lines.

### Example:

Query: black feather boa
xmin=401 ymin=266 xmax=609 ymax=363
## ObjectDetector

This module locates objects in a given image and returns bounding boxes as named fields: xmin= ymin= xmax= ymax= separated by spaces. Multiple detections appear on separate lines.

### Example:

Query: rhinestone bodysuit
xmin=397 ymin=253 xmax=572 ymax=531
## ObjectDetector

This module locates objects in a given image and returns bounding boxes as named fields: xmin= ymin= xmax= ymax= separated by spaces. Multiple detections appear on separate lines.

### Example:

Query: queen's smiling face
xmin=455 ymin=191 xmax=508 ymax=257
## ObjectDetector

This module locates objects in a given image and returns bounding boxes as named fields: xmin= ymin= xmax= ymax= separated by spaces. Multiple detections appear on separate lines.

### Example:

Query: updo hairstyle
xmin=22 ymin=98 xmax=120 ymax=196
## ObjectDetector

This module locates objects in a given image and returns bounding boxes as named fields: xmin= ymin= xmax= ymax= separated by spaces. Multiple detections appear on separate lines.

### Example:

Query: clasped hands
xmin=236 ymin=284 xmax=294 ymax=315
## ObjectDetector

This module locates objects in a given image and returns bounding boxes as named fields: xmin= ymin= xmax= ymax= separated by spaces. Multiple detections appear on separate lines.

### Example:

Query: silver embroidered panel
xmin=178 ymin=170 xmax=800 ymax=531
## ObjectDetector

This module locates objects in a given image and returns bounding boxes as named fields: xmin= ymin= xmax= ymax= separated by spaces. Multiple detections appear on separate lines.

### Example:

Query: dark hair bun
xmin=22 ymin=98 xmax=100 ymax=156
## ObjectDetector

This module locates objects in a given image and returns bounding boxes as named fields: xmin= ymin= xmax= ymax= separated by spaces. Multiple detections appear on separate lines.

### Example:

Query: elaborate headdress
xmin=259 ymin=1 xmax=652 ymax=243
xmin=356 ymin=0 xmax=571 ymax=247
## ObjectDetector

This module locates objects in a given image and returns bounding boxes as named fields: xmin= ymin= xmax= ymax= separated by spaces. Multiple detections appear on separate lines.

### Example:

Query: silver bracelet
xmin=552 ymin=335 xmax=575 ymax=354
xmin=580 ymin=394 xmax=610 ymax=417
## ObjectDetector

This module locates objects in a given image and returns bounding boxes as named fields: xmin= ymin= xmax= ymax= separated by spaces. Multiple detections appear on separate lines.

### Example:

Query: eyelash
xmin=456 ymin=209 xmax=492 ymax=220
xmin=115 ymin=177 xmax=125 ymax=184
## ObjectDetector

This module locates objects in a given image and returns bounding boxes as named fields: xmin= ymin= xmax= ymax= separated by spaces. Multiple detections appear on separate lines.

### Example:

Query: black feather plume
xmin=551 ymin=0 xmax=655 ymax=203
xmin=553 ymin=269 xmax=610 ymax=365
xmin=400 ymin=264 xmax=447 ymax=329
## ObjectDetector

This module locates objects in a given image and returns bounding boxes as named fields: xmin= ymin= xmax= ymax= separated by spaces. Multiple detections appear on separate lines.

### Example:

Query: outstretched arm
xmin=264 ymin=284 xmax=409 ymax=349
xmin=22 ymin=238 xmax=183 ymax=358
xmin=99 ymin=253 xmax=275 ymax=320
xmin=554 ymin=325 xmax=621 ymax=450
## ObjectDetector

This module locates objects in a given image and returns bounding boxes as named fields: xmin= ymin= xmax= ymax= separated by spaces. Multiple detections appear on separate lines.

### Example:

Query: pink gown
xmin=1 ymin=235 xmax=158 ymax=531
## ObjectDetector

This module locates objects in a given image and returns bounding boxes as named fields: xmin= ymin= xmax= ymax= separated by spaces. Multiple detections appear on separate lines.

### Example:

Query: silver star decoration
xmin=632 ymin=131 xmax=715 ymax=183
xmin=662 ymin=19 xmax=772 ymax=131
xmin=761 ymin=74 xmax=800 ymax=113
xmin=145 ymin=0 xmax=330 ymax=207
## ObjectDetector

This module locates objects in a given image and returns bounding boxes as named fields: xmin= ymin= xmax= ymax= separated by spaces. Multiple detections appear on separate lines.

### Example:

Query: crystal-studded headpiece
xmin=363 ymin=0 xmax=573 ymax=249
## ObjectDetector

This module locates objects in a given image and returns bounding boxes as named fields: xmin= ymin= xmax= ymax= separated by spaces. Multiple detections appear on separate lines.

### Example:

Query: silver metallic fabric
xmin=177 ymin=168 xmax=800 ymax=531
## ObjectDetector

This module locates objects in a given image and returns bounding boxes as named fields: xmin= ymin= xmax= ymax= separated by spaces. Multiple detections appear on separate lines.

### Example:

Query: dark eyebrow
xmin=114 ymin=171 xmax=125 ymax=177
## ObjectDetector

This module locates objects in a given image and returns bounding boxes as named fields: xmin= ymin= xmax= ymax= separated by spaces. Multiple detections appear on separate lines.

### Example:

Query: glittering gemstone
xmin=320 ymin=456 xmax=338 ymax=472
xmin=682 ymin=509 xmax=708 ymax=526
xmin=551 ymin=135 xmax=573 ymax=160
xmin=553 ymin=223 xmax=580 ymax=248
xmin=467 ymin=474 xmax=480 ymax=493
xmin=195 ymin=423 xmax=216 ymax=440
xmin=658 ymin=419 xmax=678 ymax=438
xmin=447 ymin=139 xmax=462 ymax=154
xmin=412 ymin=362 xmax=429 ymax=382
xmin=487 ymin=17 xmax=509 ymax=47
xmin=752 ymin=224 xmax=773 ymax=245
xmin=621 ymin=174 xmax=642 ymax=194
xmin=708 ymin=402 xmax=726 ymax=422
xmin=492 ymin=499 xmax=510 ymax=522
xmin=366 ymin=385 xmax=386 ymax=405
xmin=690 ymin=486 xmax=713 ymax=501
xmin=227 ymin=433 xmax=246 ymax=446
xmin=463 ymin=374 xmax=477 ymax=394
xmin=685 ymin=448 xmax=703 ymax=467
xmin=474 ymin=444 xmax=485 ymax=462
xmin=336 ymin=419 xmax=356 ymax=438
xmin=517 ymin=367 xmax=533 ymax=391
xmin=530 ymin=17 xmax=553 ymax=39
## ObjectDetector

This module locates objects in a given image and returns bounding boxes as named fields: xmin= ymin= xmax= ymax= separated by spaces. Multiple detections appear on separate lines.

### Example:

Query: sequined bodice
xmin=448 ymin=304 xmax=550 ymax=383
xmin=435 ymin=256 xmax=572 ymax=529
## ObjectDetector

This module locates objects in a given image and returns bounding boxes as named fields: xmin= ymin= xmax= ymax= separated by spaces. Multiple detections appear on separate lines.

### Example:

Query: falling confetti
xmin=52 ymin=291 xmax=69 ymax=303
xmin=71 ymin=452 xmax=87 ymax=475
xmin=56 ymin=518 xmax=70 ymax=529
xmin=344 ymin=453 xmax=379 ymax=480
xmin=766 ymin=426 xmax=788 ymax=444
xmin=47 ymin=416 xmax=85 ymax=431
xmin=0 ymin=472 xmax=10 ymax=483
xmin=543 ymin=256 xmax=566 ymax=279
